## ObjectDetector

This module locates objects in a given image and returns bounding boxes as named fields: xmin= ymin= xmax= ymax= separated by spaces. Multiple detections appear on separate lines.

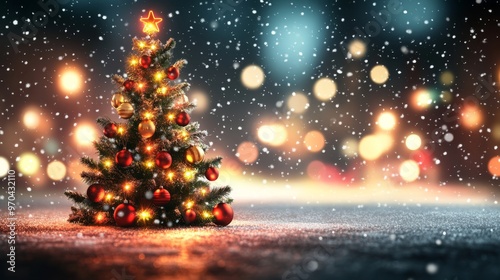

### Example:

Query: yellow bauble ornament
xmin=111 ymin=93 xmax=125 ymax=108
xmin=117 ymin=102 xmax=134 ymax=119
xmin=185 ymin=146 xmax=204 ymax=164
xmin=138 ymin=120 xmax=156 ymax=138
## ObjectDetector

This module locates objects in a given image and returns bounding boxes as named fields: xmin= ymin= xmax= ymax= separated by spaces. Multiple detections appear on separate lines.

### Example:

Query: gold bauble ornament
xmin=185 ymin=145 xmax=204 ymax=164
xmin=138 ymin=120 xmax=156 ymax=138
xmin=117 ymin=102 xmax=134 ymax=119
xmin=111 ymin=93 xmax=125 ymax=108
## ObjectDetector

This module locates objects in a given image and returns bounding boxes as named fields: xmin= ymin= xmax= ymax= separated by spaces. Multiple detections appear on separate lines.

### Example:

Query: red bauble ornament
xmin=103 ymin=123 xmax=118 ymax=138
xmin=113 ymin=202 xmax=136 ymax=227
xmin=123 ymin=79 xmax=135 ymax=91
xmin=155 ymin=151 xmax=172 ymax=169
xmin=153 ymin=187 xmax=171 ymax=206
xmin=116 ymin=149 xmax=133 ymax=167
xmin=87 ymin=184 xmax=105 ymax=203
xmin=175 ymin=111 xmax=190 ymax=126
xmin=205 ymin=167 xmax=219 ymax=181
xmin=213 ymin=202 xmax=233 ymax=226
xmin=140 ymin=55 xmax=152 ymax=68
xmin=184 ymin=209 xmax=196 ymax=224
xmin=167 ymin=66 xmax=179 ymax=80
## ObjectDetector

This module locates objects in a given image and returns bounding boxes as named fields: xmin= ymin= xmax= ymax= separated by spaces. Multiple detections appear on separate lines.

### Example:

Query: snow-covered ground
xmin=2 ymin=204 xmax=499 ymax=280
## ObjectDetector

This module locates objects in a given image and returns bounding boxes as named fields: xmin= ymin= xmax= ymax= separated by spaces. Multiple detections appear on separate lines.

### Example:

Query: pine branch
xmin=81 ymin=171 xmax=105 ymax=185
xmin=67 ymin=206 xmax=103 ymax=225
xmin=197 ymin=157 xmax=223 ymax=170
xmin=203 ymin=186 xmax=232 ymax=204
xmin=155 ymin=38 xmax=176 ymax=67
xmin=94 ymin=138 xmax=116 ymax=157
xmin=164 ymin=38 xmax=175 ymax=52
xmin=112 ymin=74 xmax=125 ymax=86
xmin=64 ymin=190 xmax=86 ymax=203
xmin=96 ymin=117 xmax=113 ymax=128
xmin=168 ymin=82 xmax=190 ymax=96
xmin=81 ymin=156 xmax=100 ymax=170
xmin=173 ymin=59 xmax=188 ymax=70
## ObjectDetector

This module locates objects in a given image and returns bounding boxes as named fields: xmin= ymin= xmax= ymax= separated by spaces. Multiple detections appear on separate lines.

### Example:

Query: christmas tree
xmin=65 ymin=11 xmax=233 ymax=227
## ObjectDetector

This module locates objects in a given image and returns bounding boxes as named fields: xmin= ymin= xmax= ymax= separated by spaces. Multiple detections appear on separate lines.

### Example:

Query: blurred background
xmin=0 ymin=0 xmax=499 ymax=206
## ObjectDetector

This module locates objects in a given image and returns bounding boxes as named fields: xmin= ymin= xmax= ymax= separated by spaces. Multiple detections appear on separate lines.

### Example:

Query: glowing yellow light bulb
xmin=138 ymin=210 xmax=152 ymax=221
xmin=184 ymin=169 xmax=195 ymax=181
xmin=130 ymin=58 xmax=138 ymax=66
xmin=103 ymin=159 xmax=113 ymax=168
xmin=105 ymin=194 xmax=112 ymax=201
xmin=167 ymin=114 xmax=175 ymax=121
xmin=167 ymin=172 xmax=175 ymax=181
xmin=143 ymin=112 xmax=153 ymax=120
xmin=137 ymin=83 xmax=145 ymax=91
xmin=124 ymin=183 xmax=132 ymax=191
xmin=201 ymin=188 xmax=207 ymax=195
xmin=160 ymin=87 xmax=168 ymax=95
xmin=185 ymin=201 xmax=194 ymax=209
xmin=145 ymin=161 xmax=154 ymax=168
xmin=181 ymin=130 xmax=189 ymax=139
xmin=117 ymin=127 xmax=125 ymax=134
xmin=95 ymin=213 xmax=105 ymax=223
xmin=202 ymin=211 xmax=211 ymax=218
xmin=139 ymin=41 xmax=146 ymax=48
xmin=150 ymin=45 xmax=157 ymax=51
xmin=146 ymin=145 xmax=153 ymax=152
xmin=154 ymin=71 xmax=163 ymax=81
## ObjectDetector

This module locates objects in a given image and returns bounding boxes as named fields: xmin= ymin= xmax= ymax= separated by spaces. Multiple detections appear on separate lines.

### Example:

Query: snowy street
xmin=2 ymin=204 xmax=500 ymax=280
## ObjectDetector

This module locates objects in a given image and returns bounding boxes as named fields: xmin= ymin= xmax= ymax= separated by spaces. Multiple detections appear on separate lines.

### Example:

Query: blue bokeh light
xmin=262 ymin=3 xmax=326 ymax=80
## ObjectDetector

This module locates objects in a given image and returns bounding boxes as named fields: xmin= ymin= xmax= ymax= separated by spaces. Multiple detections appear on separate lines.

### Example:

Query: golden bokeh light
xmin=74 ymin=123 xmax=97 ymax=146
xmin=370 ymin=65 xmax=389 ymax=84
xmin=358 ymin=133 xmax=393 ymax=161
xmin=236 ymin=141 xmax=259 ymax=164
xmin=488 ymin=156 xmax=500 ymax=176
xmin=459 ymin=105 xmax=483 ymax=129
xmin=411 ymin=89 xmax=433 ymax=110
xmin=59 ymin=69 xmax=83 ymax=94
xmin=303 ymin=130 xmax=325 ymax=152
xmin=241 ymin=64 xmax=265 ymax=89
xmin=492 ymin=124 xmax=500 ymax=141
xmin=348 ymin=39 xmax=366 ymax=59
xmin=405 ymin=134 xmax=422 ymax=151
xmin=376 ymin=112 xmax=397 ymax=131
xmin=0 ymin=157 xmax=9 ymax=178
xmin=399 ymin=160 xmax=420 ymax=182
xmin=68 ymin=159 xmax=86 ymax=181
xmin=440 ymin=91 xmax=453 ymax=103
xmin=341 ymin=138 xmax=358 ymax=158
xmin=313 ymin=78 xmax=337 ymax=101
xmin=307 ymin=160 xmax=325 ymax=180
xmin=257 ymin=124 xmax=288 ymax=146
xmin=17 ymin=152 xmax=40 ymax=176
xmin=190 ymin=90 xmax=209 ymax=112
xmin=439 ymin=71 xmax=454 ymax=86
xmin=287 ymin=92 xmax=309 ymax=114
xmin=47 ymin=160 xmax=67 ymax=181
xmin=23 ymin=109 xmax=41 ymax=130
xmin=488 ymin=156 xmax=500 ymax=177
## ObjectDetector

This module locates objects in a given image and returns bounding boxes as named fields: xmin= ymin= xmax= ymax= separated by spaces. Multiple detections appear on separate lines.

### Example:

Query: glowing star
xmin=138 ymin=210 xmax=152 ymax=222
xmin=140 ymin=11 xmax=163 ymax=34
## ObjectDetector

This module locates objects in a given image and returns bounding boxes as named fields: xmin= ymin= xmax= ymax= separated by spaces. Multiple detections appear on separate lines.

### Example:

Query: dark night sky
xmin=1 ymin=0 xmax=500 ymax=199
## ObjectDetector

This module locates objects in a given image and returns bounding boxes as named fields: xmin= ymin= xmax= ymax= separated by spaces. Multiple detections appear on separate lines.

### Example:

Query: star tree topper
xmin=140 ymin=10 xmax=163 ymax=35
